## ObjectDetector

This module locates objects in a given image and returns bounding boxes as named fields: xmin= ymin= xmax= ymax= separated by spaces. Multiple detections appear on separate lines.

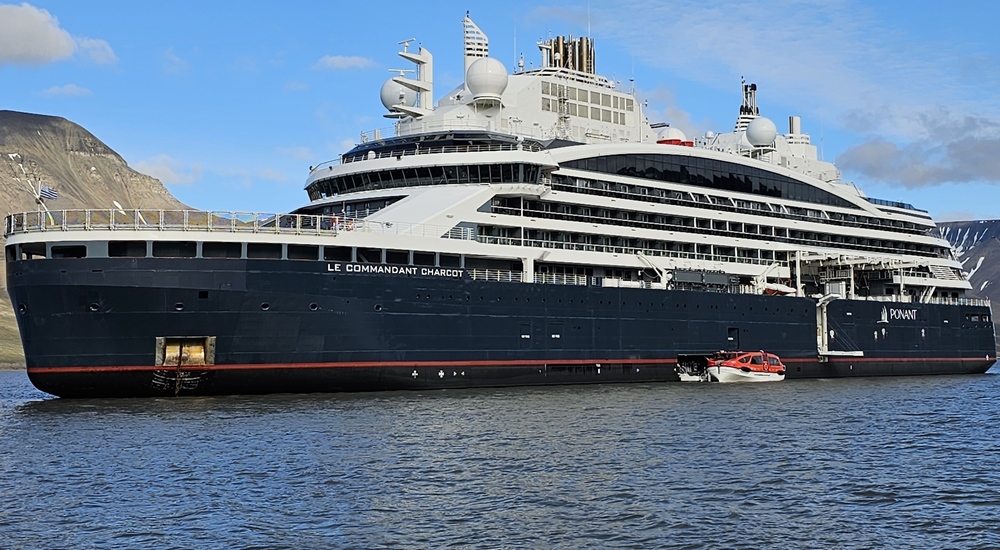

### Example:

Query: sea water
xmin=1 ymin=369 xmax=998 ymax=549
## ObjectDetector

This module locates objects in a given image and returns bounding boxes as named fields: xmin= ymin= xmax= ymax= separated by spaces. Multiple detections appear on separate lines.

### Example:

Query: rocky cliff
xmin=938 ymin=219 xmax=1000 ymax=351
xmin=1 ymin=110 xmax=189 ymax=363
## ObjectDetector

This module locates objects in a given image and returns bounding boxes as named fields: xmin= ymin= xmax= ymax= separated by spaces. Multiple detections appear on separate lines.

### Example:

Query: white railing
xmin=309 ymin=140 xmax=542 ymax=173
xmin=4 ymin=209 xmax=476 ymax=241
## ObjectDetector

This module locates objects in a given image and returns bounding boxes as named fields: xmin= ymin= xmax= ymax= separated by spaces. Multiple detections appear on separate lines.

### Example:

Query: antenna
xmin=398 ymin=38 xmax=416 ymax=53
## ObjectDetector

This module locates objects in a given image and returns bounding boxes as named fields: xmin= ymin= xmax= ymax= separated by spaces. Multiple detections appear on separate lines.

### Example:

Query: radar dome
xmin=656 ymin=127 xmax=687 ymax=142
xmin=746 ymin=116 xmax=777 ymax=146
xmin=380 ymin=78 xmax=417 ymax=110
xmin=466 ymin=57 xmax=508 ymax=101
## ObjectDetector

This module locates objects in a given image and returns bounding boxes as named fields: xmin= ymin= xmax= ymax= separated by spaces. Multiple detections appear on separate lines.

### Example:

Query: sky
xmin=1 ymin=0 xmax=999 ymax=221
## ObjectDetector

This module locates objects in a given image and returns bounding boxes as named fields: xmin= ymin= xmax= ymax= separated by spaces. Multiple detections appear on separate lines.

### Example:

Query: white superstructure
xmin=299 ymin=13 xmax=971 ymax=305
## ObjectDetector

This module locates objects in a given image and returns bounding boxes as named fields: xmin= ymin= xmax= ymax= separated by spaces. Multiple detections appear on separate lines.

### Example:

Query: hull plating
xmin=7 ymin=257 xmax=996 ymax=397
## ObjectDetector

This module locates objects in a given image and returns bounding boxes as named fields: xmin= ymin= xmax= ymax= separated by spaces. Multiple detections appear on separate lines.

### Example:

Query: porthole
xmin=17 ymin=304 xmax=26 ymax=314
xmin=173 ymin=303 xmax=183 ymax=311
xmin=374 ymin=304 xmax=383 ymax=311
xmin=260 ymin=302 xmax=270 ymax=311
xmin=309 ymin=303 xmax=319 ymax=311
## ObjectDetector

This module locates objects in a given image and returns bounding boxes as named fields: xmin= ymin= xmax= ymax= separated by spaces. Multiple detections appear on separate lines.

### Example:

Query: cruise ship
xmin=4 ymin=14 xmax=995 ymax=397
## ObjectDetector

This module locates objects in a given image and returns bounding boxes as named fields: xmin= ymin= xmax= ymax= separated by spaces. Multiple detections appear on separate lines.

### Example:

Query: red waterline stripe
xmin=27 ymin=357 xmax=681 ymax=375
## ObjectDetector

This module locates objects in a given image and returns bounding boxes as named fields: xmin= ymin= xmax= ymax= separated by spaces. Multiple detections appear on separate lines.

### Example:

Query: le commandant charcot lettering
xmin=327 ymin=263 xmax=463 ymax=278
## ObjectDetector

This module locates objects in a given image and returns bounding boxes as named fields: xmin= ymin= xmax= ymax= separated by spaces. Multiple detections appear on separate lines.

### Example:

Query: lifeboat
xmin=705 ymin=350 xmax=786 ymax=383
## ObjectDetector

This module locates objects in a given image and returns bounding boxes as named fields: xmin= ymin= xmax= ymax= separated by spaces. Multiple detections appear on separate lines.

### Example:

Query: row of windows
xmin=561 ymin=153 xmax=859 ymax=209
xmin=549 ymin=175 xmax=931 ymax=237
xmin=489 ymin=197 xmax=943 ymax=258
xmin=541 ymin=98 xmax=629 ymax=125
xmin=9 ymin=240 xmax=465 ymax=267
xmin=307 ymin=163 xmax=542 ymax=200
xmin=541 ymin=81 xmax=634 ymax=111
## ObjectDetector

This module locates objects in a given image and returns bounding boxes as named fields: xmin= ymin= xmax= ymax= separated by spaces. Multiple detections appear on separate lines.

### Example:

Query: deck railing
xmin=4 ymin=209 xmax=476 ymax=241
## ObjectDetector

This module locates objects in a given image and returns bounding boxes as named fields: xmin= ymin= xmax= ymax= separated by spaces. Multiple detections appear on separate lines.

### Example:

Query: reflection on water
xmin=2 ymin=370 xmax=999 ymax=549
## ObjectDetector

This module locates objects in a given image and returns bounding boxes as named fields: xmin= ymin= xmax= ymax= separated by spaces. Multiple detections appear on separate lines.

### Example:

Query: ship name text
xmin=327 ymin=263 xmax=463 ymax=278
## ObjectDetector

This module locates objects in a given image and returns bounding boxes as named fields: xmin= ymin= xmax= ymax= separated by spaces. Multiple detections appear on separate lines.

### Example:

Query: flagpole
xmin=15 ymin=174 xmax=56 ymax=226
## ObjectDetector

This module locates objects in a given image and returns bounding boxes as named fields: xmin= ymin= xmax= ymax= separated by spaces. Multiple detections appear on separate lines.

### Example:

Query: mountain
xmin=1 ymin=110 xmax=189 ymax=364
xmin=938 ymin=219 xmax=1000 ymax=352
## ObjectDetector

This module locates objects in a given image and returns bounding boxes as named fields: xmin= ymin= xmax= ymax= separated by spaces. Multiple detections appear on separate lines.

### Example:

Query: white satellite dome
xmin=746 ymin=116 xmax=777 ymax=146
xmin=656 ymin=127 xmax=687 ymax=142
xmin=380 ymin=78 xmax=417 ymax=110
xmin=466 ymin=57 xmax=508 ymax=101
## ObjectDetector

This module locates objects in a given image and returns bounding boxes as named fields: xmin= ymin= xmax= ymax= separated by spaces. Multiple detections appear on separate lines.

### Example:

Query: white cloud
xmin=40 ymin=83 xmax=91 ymax=97
xmin=0 ymin=4 xmax=117 ymax=66
xmin=0 ymin=3 xmax=75 ymax=65
xmin=312 ymin=55 xmax=375 ymax=70
xmin=536 ymin=1 xmax=1000 ymax=188
xmin=163 ymin=47 xmax=188 ymax=75
xmin=76 ymin=36 xmax=117 ymax=65
xmin=134 ymin=154 xmax=202 ymax=185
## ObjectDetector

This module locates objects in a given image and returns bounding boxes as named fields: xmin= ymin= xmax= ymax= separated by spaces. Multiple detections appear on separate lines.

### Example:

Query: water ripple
xmin=2 ymin=371 xmax=1000 ymax=548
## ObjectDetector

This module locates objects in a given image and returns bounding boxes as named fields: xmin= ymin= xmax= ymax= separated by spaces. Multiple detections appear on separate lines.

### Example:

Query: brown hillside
xmin=1 ymin=110 xmax=190 ymax=363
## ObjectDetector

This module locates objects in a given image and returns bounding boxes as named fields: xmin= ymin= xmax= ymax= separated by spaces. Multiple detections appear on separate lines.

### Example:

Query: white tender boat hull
xmin=707 ymin=366 xmax=785 ymax=383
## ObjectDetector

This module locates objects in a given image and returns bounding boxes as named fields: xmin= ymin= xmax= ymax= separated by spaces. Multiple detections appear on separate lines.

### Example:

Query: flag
xmin=39 ymin=185 xmax=58 ymax=200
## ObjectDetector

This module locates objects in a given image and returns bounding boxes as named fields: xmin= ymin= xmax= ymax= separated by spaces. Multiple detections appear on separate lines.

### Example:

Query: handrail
xmin=3 ymin=209 xmax=476 ymax=241
xmin=310 ymin=141 xmax=544 ymax=174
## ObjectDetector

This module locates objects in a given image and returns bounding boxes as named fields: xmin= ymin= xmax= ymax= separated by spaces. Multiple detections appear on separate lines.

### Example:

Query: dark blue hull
xmin=7 ymin=258 xmax=996 ymax=397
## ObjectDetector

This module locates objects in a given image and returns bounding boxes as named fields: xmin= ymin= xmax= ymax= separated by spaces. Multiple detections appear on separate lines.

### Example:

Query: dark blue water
xmin=2 ymin=370 xmax=999 ymax=549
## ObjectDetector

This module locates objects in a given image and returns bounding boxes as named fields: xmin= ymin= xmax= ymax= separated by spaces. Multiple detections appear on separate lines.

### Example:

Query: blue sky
xmin=2 ymin=1 xmax=998 ymax=221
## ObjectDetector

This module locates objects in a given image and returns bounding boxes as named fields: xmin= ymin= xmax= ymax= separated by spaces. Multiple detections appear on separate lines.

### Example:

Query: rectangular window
xmin=567 ymin=87 xmax=576 ymax=100
xmin=246 ymin=243 xmax=281 ymax=259
xmin=626 ymin=98 xmax=634 ymax=111
xmin=568 ymin=103 xmax=577 ymax=116
xmin=357 ymin=247 xmax=382 ymax=263
xmin=324 ymin=246 xmax=352 ymax=261
xmin=51 ymin=245 xmax=87 ymax=258
xmin=413 ymin=252 xmax=435 ymax=266
xmin=109 ymin=240 xmax=147 ymax=258
xmin=591 ymin=106 xmax=601 ymax=120
xmin=385 ymin=249 xmax=409 ymax=265
xmin=542 ymin=81 xmax=550 ymax=95
xmin=591 ymin=91 xmax=601 ymax=104
xmin=602 ymin=94 xmax=611 ymax=107
xmin=203 ymin=241 xmax=242 ymax=258
xmin=287 ymin=244 xmax=319 ymax=261
xmin=602 ymin=109 xmax=612 ymax=122
xmin=542 ymin=97 xmax=551 ymax=111
xmin=152 ymin=241 xmax=197 ymax=258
